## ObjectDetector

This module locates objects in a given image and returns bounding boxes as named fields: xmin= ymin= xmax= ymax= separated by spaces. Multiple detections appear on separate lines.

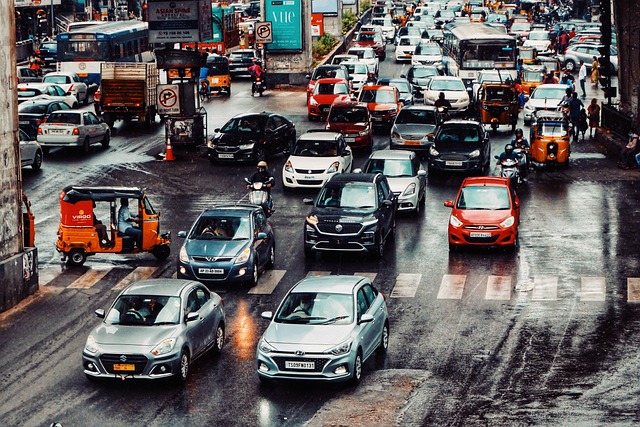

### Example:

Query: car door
xmin=183 ymin=288 xmax=205 ymax=355
xmin=355 ymin=287 xmax=377 ymax=360
xmin=194 ymin=286 xmax=217 ymax=353
xmin=361 ymin=283 xmax=386 ymax=358
xmin=376 ymin=177 xmax=394 ymax=239
xmin=337 ymin=136 xmax=353 ymax=172
xmin=252 ymin=210 xmax=270 ymax=269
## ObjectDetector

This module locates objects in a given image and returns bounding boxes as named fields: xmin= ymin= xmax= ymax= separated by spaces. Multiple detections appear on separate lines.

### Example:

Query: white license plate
xmin=19 ymin=121 xmax=29 ymax=125
xmin=199 ymin=268 xmax=224 ymax=274
xmin=345 ymin=137 xmax=355 ymax=142
xmin=50 ymin=129 xmax=66 ymax=134
xmin=470 ymin=232 xmax=492 ymax=238
xmin=285 ymin=361 xmax=314 ymax=369
xmin=211 ymin=78 xmax=219 ymax=83
xmin=445 ymin=161 xmax=463 ymax=166
xmin=218 ymin=153 xmax=234 ymax=159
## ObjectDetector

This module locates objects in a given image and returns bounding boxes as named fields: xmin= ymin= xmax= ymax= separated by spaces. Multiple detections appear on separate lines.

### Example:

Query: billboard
xmin=265 ymin=0 xmax=302 ymax=52
xmin=312 ymin=0 xmax=338 ymax=14
xmin=148 ymin=0 xmax=212 ymax=43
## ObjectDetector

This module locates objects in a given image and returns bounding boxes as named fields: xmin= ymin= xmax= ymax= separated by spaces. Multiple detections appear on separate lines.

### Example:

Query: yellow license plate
xmin=78 ymin=73 xmax=88 ymax=77
xmin=405 ymin=140 xmax=420 ymax=145
xmin=113 ymin=363 xmax=135 ymax=371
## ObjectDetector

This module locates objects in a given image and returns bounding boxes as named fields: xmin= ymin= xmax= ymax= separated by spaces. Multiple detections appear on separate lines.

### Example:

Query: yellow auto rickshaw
xmin=529 ymin=110 xmax=571 ymax=168
xmin=518 ymin=46 xmax=537 ymax=65
xmin=476 ymin=82 xmax=520 ymax=133
xmin=204 ymin=54 xmax=231 ymax=97
xmin=56 ymin=186 xmax=171 ymax=266
xmin=520 ymin=64 xmax=545 ymax=95
xmin=538 ymin=56 xmax=562 ymax=79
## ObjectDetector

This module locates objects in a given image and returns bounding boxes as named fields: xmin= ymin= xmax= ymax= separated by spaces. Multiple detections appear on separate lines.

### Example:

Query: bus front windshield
xmin=461 ymin=42 xmax=515 ymax=68
xmin=57 ymin=41 xmax=111 ymax=61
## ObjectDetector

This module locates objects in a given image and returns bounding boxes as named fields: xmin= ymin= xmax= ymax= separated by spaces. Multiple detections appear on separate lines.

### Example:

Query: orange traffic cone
xmin=164 ymin=136 xmax=175 ymax=161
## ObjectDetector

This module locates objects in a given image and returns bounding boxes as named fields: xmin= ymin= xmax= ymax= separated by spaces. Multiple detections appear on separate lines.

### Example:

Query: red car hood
xmin=456 ymin=209 xmax=516 ymax=225
xmin=366 ymin=102 xmax=396 ymax=111
xmin=310 ymin=94 xmax=350 ymax=104
xmin=327 ymin=122 xmax=369 ymax=132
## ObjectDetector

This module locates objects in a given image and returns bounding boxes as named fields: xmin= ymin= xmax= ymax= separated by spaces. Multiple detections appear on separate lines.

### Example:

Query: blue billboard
xmin=265 ymin=0 xmax=302 ymax=51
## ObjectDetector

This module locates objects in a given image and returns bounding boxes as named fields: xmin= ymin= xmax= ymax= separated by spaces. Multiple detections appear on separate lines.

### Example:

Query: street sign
xmin=157 ymin=85 xmax=181 ymax=115
xmin=255 ymin=22 xmax=273 ymax=44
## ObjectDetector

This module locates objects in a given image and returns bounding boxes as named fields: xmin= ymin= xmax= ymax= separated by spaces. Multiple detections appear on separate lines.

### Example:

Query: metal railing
xmin=602 ymin=104 xmax=633 ymax=138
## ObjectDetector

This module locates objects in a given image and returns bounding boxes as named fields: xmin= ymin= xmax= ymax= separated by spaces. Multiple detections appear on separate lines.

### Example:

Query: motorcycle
xmin=245 ymin=177 xmax=274 ymax=216
xmin=495 ymin=156 xmax=522 ymax=187
xmin=199 ymin=79 xmax=211 ymax=102
xmin=252 ymin=74 xmax=265 ymax=97
xmin=436 ymin=106 xmax=450 ymax=123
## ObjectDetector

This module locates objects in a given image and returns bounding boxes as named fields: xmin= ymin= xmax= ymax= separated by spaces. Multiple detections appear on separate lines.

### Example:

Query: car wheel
xmin=254 ymin=146 xmax=266 ymax=162
xmin=101 ymin=131 xmax=110 ymax=148
xmin=564 ymin=59 xmax=576 ymax=72
xmin=66 ymin=248 xmax=87 ymax=266
xmin=246 ymin=259 xmax=259 ymax=286
xmin=175 ymin=349 xmax=190 ymax=383
xmin=349 ymin=350 xmax=363 ymax=386
xmin=449 ymin=242 xmax=459 ymax=253
xmin=266 ymin=244 xmax=275 ymax=269
xmin=377 ymin=322 xmax=389 ymax=355
xmin=152 ymin=244 xmax=170 ymax=260
xmin=31 ymin=150 xmax=43 ymax=170
xmin=212 ymin=323 xmax=225 ymax=354
xmin=82 ymin=136 xmax=91 ymax=154
xmin=374 ymin=232 xmax=385 ymax=258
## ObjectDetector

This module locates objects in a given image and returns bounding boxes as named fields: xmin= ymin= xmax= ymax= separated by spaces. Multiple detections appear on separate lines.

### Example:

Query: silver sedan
xmin=257 ymin=275 xmax=389 ymax=385
xmin=37 ymin=110 xmax=110 ymax=154
xmin=83 ymin=279 xmax=226 ymax=383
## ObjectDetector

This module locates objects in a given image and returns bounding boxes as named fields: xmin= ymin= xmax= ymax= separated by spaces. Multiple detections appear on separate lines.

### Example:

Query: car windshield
xmin=357 ymin=33 xmax=377 ymax=43
xmin=274 ymin=292 xmax=353 ymax=325
xmin=293 ymin=139 xmax=339 ymax=157
xmin=348 ymin=49 xmax=368 ymax=59
xmin=395 ymin=108 xmax=436 ymax=124
xmin=46 ymin=113 xmax=80 ymax=124
xmin=312 ymin=68 xmax=347 ymax=80
xmin=365 ymin=159 xmax=414 ymax=177
xmin=328 ymin=107 xmax=368 ymax=123
xmin=483 ymin=86 xmax=514 ymax=102
xmin=43 ymin=75 xmax=71 ymax=84
xmin=105 ymin=295 xmax=182 ymax=326
xmin=529 ymin=32 xmax=549 ymax=40
xmin=457 ymin=186 xmax=511 ymax=210
xmin=511 ymin=22 xmax=530 ymax=31
xmin=538 ymin=121 xmax=568 ymax=137
xmin=430 ymin=79 xmax=465 ymax=91
xmin=416 ymin=44 xmax=441 ymax=55
xmin=360 ymin=89 xmax=395 ymax=103
xmin=220 ymin=116 xmax=262 ymax=133
xmin=313 ymin=82 xmax=349 ymax=95
xmin=437 ymin=127 xmax=480 ymax=143
xmin=390 ymin=81 xmax=411 ymax=94
xmin=316 ymin=182 xmax=376 ymax=209
xmin=411 ymin=67 xmax=438 ymax=79
xmin=189 ymin=216 xmax=251 ymax=240
xmin=523 ymin=70 xmax=544 ymax=82
xmin=343 ymin=63 xmax=369 ymax=75
xmin=531 ymin=87 xmax=568 ymax=100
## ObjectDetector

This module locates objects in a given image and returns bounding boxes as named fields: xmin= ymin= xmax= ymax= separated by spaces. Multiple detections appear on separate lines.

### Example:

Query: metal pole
xmin=51 ymin=0 xmax=55 ymax=37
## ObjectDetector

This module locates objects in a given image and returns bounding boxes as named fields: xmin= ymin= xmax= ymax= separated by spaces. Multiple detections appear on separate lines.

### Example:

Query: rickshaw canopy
xmin=61 ymin=186 xmax=145 ymax=203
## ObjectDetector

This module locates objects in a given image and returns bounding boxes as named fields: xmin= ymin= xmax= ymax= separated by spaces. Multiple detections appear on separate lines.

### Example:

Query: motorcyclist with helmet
xmin=511 ymin=128 xmax=530 ymax=177
xmin=497 ymin=144 xmax=520 ymax=164
xmin=434 ymin=92 xmax=452 ymax=122
xmin=248 ymin=58 xmax=265 ymax=96
xmin=247 ymin=160 xmax=274 ymax=213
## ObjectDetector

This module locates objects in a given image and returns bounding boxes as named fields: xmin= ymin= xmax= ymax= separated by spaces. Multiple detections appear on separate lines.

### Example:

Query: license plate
xmin=445 ymin=161 xmax=463 ymax=166
xmin=470 ymin=232 xmax=492 ymax=238
xmin=113 ymin=363 xmax=135 ymax=371
xmin=50 ymin=129 xmax=65 ymax=134
xmin=19 ymin=121 xmax=29 ymax=125
xmin=285 ymin=361 xmax=314 ymax=369
xmin=199 ymin=268 xmax=224 ymax=274
xmin=218 ymin=153 xmax=234 ymax=159
xmin=404 ymin=140 xmax=420 ymax=145
xmin=372 ymin=117 xmax=382 ymax=121
xmin=304 ymin=175 xmax=316 ymax=179
xmin=211 ymin=78 xmax=219 ymax=83
xmin=345 ymin=137 xmax=355 ymax=142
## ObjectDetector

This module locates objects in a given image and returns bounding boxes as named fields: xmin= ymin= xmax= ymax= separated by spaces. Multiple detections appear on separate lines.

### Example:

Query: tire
xmin=246 ymin=259 xmax=259 ymax=286
xmin=152 ymin=244 xmax=170 ymax=261
xmin=212 ymin=323 xmax=225 ymax=354
xmin=101 ymin=131 xmax=110 ymax=148
xmin=349 ymin=350 xmax=363 ymax=386
xmin=72 ymin=102 xmax=79 ymax=109
xmin=175 ymin=349 xmax=190 ymax=383
xmin=66 ymin=248 xmax=87 ymax=266
xmin=226 ymin=86 xmax=231 ymax=97
xmin=254 ymin=146 xmax=266 ymax=162
xmin=82 ymin=137 xmax=91 ymax=154
xmin=564 ymin=59 xmax=576 ymax=72
xmin=266 ymin=244 xmax=275 ymax=269
xmin=31 ymin=150 xmax=43 ymax=170
xmin=377 ymin=322 xmax=389 ymax=355
xmin=373 ymin=232 xmax=385 ymax=258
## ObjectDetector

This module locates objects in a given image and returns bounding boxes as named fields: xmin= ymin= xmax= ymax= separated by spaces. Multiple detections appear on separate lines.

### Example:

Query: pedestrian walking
xmin=567 ymin=92 xmax=583 ymax=143
xmin=587 ymin=98 xmax=600 ymax=138
xmin=578 ymin=60 xmax=587 ymax=98
xmin=591 ymin=56 xmax=600 ymax=87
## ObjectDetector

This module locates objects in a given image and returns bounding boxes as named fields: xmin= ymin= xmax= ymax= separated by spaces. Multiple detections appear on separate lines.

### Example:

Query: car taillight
xmin=36 ymin=118 xmax=43 ymax=125
xmin=72 ymin=128 xmax=80 ymax=135
xmin=68 ymin=84 xmax=74 ymax=92
xmin=35 ymin=49 xmax=41 ymax=55
xmin=37 ymin=127 xmax=42 ymax=135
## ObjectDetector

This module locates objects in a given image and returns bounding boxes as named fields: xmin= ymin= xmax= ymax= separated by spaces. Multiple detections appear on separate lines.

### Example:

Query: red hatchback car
xmin=307 ymin=78 xmax=352 ymax=121
xmin=325 ymin=101 xmax=373 ymax=151
xmin=444 ymin=176 xmax=520 ymax=251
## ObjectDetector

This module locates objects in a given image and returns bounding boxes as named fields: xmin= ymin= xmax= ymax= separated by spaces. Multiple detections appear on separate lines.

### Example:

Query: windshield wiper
xmin=321 ymin=315 xmax=349 ymax=324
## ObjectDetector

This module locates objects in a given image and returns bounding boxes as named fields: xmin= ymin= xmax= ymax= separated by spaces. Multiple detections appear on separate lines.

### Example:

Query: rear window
xmin=47 ymin=113 xmax=81 ymax=124
xmin=43 ymin=75 xmax=71 ymax=85
xmin=17 ymin=89 xmax=41 ymax=98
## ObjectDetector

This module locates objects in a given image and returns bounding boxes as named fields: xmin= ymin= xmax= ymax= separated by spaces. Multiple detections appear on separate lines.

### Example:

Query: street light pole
xmin=51 ymin=0 xmax=55 ymax=37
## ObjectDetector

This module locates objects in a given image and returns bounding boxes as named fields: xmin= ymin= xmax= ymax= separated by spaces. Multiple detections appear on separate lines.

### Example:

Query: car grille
xmin=463 ymin=225 xmax=500 ymax=230
xmin=441 ymin=154 xmax=468 ymax=161
xmin=297 ymin=179 xmax=324 ymax=185
xmin=192 ymin=256 xmax=233 ymax=262
xmin=319 ymin=105 xmax=331 ymax=113
xmin=272 ymin=356 xmax=330 ymax=373
xmin=295 ymin=168 xmax=325 ymax=174
xmin=317 ymin=221 xmax=363 ymax=235
xmin=370 ymin=110 xmax=392 ymax=117
xmin=100 ymin=354 xmax=148 ymax=375
xmin=464 ymin=235 xmax=500 ymax=243
xmin=216 ymin=146 xmax=240 ymax=153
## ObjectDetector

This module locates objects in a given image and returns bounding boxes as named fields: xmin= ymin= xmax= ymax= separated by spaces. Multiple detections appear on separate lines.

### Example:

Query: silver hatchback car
xmin=83 ymin=279 xmax=225 ymax=383
xmin=257 ymin=275 xmax=389 ymax=385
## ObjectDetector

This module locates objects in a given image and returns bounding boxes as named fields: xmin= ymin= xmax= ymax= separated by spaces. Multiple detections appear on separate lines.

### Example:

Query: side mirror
xmin=353 ymin=168 xmax=363 ymax=173
xmin=400 ymin=74 xmax=406 ymax=78
xmin=444 ymin=200 xmax=454 ymax=208
xmin=494 ymin=155 xmax=500 ymax=159
xmin=382 ymin=199 xmax=393 ymax=207
xmin=261 ymin=311 xmax=273 ymax=320
xmin=214 ymin=128 xmax=220 ymax=133
xmin=359 ymin=313 xmax=375 ymax=324
xmin=342 ymin=149 xmax=351 ymax=156
xmin=418 ymin=169 xmax=427 ymax=176
xmin=177 ymin=230 xmax=187 ymax=238
xmin=185 ymin=312 xmax=199 ymax=322
xmin=257 ymin=232 xmax=267 ymax=240
xmin=95 ymin=309 xmax=105 ymax=318
xmin=305 ymin=74 xmax=311 ymax=80
xmin=428 ymin=135 xmax=435 ymax=142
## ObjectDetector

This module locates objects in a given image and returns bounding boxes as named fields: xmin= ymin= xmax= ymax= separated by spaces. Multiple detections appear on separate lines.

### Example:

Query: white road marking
xmin=437 ymin=274 xmax=466 ymax=299
xmin=580 ymin=276 xmax=606 ymax=301
xmin=531 ymin=276 xmax=558 ymax=300
xmin=249 ymin=270 xmax=286 ymax=294
xmin=67 ymin=267 xmax=111 ymax=289
xmin=390 ymin=273 xmax=421 ymax=298
xmin=486 ymin=275 xmax=512 ymax=300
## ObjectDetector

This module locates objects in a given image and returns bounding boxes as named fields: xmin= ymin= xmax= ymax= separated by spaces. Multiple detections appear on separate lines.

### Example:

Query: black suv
xmin=303 ymin=173 xmax=397 ymax=258
xmin=427 ymin=120 xmax=491 ymax=174
xmin=228 ymin=49 xmax=259 ymax=77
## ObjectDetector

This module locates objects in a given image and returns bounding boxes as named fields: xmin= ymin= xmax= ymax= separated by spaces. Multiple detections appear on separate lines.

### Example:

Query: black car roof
xmin=201 ymin=204 xmax=261 ymax=216
xmin=328 ymin=173 xmax=379 ymax=184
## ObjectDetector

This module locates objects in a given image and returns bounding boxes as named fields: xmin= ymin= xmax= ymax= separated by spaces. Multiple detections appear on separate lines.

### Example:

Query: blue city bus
xmin=56 ymin=21 xmax=154 ymax=86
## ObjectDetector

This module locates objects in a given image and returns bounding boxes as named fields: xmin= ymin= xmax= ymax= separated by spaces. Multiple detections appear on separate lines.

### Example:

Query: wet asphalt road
xmin=2 ymin=46 xmax=640 ymax=426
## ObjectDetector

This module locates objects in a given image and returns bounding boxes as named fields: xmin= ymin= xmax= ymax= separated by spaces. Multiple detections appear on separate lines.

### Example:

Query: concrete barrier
xmin=0 ymin=248 xmax=39 ymax=313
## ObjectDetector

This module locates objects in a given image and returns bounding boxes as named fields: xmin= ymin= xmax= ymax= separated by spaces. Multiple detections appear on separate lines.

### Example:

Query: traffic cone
xmin=164 ymin=135 xmax=175 ymax=161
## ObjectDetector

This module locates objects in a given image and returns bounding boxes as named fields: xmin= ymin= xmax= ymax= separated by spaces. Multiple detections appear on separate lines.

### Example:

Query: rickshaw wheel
xmin=67 ymin=248 xmax=87 ymax=266
xmin=491 ymin=123 xmax=498 ymax=134
xmin=226 ymin=87 xmax=231 ymax=97
xmin=152 ymin=244 xmax=171 ymax=261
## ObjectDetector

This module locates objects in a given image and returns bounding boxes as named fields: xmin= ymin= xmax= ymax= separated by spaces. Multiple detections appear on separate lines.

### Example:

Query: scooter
xmin=252 ymin=75 xmax=265 ymax=97
xmin=244 ymin=177 xmax=274 ymax=217
xmin=495 ymin=156 xmax=522 ymax=187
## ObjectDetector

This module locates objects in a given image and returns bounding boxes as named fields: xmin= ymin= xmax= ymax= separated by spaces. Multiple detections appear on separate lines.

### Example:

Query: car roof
xmin=462 ymin=176 xmax=511 ymax=187
xmin=368 ymin=149 xmax=415 ymax=160
xmin=298 ymin=130 xmax=342 ymax=141
xmin=330 ymin=100 xmax=368 ymax=110
xmin=440 ymin=119 xmax=483 ymax=126
xmin=122 ymin=279 xmax=203 ymax=297
xmin=200 ymin=204 xmax=260 ymax=217
xmin=291 ymin=275 xmax=369 ymax=295
xmin=18 ymin=99 xmax=65 ymax=107
xmin=62 ymin=186 xmax=144 ymax=202
xmin=17 ymin=82 xmax=62 ymax=89
xmin=328 ymin=172 xmax=379 ymax=184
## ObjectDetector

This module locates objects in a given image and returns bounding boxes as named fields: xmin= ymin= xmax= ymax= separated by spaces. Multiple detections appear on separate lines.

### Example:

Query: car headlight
xmin=389 ymin=106 xmax=397 ymax=112
xmin=306 ymin=215 xmax=318 ymax=226
xmin=284 ymin=160 xmax=293 ymax=173
xmin=239 ymin=142 xmax=255 ymax=150
xmin=327 ymin=338 xmax=353 ymax=356
xmin=235 ymin=247 xmax=251 ymax=264
xmin=84 ymin=335 xmax=99 ymax=354
xmin=468 ymin=149 xmax=480 ymax=158
xmin=362 ymin=218 xmax=378 ymax=228
xmin=310 ymin=97 xmax=319 ymax=106
xmin=429 ymin=145 xmax=439 ymax=156
xmin=402 ymin=183 xmax=416 ymax=196
xmin=449 ymin=215 xmax=463 ymax=228
xmin=358 ymin=128 xmax=370 ymax=136
xmin=391 ymin=131 xmax=401 ymax=141
xmin=327 ymin=161 xmax=340 ymax=173
xmin=179 ymin=245 xmax=189 ymax=263
xmin=258 ymin=338 xmax=275 ymax=354
xmin=151 ymin=338 xmax=176 ymax=356
xmin=500 ymin=216 xmax=515 ymax=228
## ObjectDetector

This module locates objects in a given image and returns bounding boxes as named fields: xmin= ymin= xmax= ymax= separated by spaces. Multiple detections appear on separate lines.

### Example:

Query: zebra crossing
xmin=38 ymin=264 xmax=640 ymax=303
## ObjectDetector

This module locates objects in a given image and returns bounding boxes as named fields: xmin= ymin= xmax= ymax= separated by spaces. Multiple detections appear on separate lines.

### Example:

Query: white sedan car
xmin=423 ymin=76 xmax=471 ymax=114
xmin=37 ymin=110 xmax=110 ymax=154
xmin=19 ymin=129 xmax=43 ymax=171
xmin=282 ymin=131 xmax=353 ymax=190
xmin=42 ymin=72 xmax=90 ymax=105
xmin=395 ymin=35 xmax=422 ymax=63
xmin=347 ymin=47 xmax=380 ymax=76
xmin=17 ymin=83 xmax=79 ymax=108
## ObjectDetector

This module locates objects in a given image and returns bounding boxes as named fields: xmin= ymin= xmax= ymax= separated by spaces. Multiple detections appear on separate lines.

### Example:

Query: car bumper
xmin=256 ymin=350 xmax=355 ymax=382
xmin=448 ymin=225 xmax=518 ymax=247
xmin=82 ymin=349 xmax=182 ymax=380
xmin=283 ymin=170 xmax=335 ymax=189
xmin=395 ymin=192 xmax=419 ymax=211
xmin=428 ymin=157 xmax=484 ymax=173
xmin=304 ymin=227 xmax=377 ymax=254
xmin=342 ymin=133 xmax=372 ymax=149
xmin=207 ymin=147 xmax=255 ymax=162
xmin=37 ymin=136 xmax=85 ymax=147
xmin=177 ymin=259 xmax=255 ymax=284
xmin=390 ymin=139 xmax=431 ymax=153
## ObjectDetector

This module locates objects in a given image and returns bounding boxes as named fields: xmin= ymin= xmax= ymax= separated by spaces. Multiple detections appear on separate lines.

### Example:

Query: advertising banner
xmin=148 ymin=0 xmax=211 ymax=43
xmin=265 ymin=0 xmax=302 ymax=51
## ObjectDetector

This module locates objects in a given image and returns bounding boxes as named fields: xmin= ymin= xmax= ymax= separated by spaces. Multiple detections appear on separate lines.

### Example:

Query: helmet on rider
xmin=257 ymin=160 xmax=268 ymax=169
xmin=438 ymin=92 xmax=446 ymax=100
xmin=515 ymin=128 xmax=524 ymax=138
xmin=505 ymin=144 xmax=514 ymax=154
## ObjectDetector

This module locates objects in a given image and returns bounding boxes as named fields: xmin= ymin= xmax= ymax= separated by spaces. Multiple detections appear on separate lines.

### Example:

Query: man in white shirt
xmin=578 ymin=60 xmax=587 ymax=99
